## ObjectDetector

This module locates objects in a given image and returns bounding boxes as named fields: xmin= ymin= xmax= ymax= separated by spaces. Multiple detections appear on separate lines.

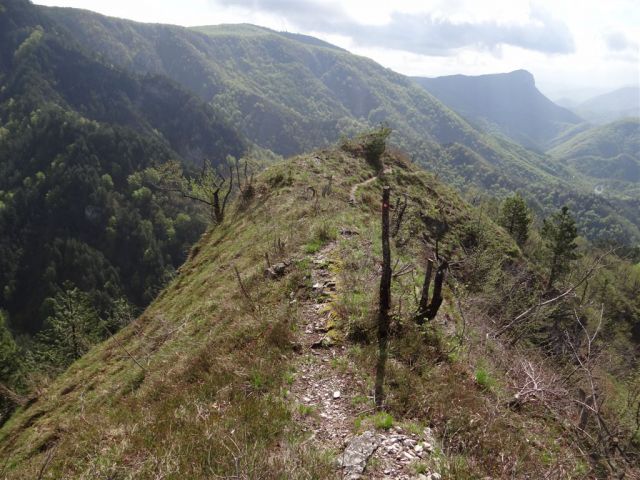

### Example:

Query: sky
xmin=34 ymin=0 xmax=640 ymax=102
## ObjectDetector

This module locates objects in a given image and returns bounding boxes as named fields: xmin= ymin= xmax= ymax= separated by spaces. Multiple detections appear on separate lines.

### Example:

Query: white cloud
xmin=32 ymin=0 xmax=640 ymax=98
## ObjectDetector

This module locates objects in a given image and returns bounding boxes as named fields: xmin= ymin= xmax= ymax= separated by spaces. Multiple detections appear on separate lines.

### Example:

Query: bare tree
xmin=415 ymin=236 xmax=449 ymax=324
xmin=391 ymin=193 xmax=408 ymax=238
xmin=145 ymin=158 xmax=254 ymax=224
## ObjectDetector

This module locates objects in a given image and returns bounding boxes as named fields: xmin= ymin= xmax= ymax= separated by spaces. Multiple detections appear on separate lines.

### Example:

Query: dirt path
xmin=349 ymin=176 xmax=378 ymax=204
xmin=290 ymin=238 xmax=440 ymax=480
xmin=290 ymin=241 xmax=362 ymax=445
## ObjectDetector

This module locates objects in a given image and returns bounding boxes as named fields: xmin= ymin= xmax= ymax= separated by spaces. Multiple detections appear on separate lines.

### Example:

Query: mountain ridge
xmin=31 ymin=5 xmax=640 ymax=245
xmin=412 ymin=69 xmax=583 ymax=151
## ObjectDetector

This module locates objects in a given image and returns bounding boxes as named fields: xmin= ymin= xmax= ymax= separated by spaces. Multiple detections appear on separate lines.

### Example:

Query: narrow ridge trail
xmin=349 ymin=176 xmax=378 ymax=204
xmin=290 ymin=236 xmax=440 ymax=480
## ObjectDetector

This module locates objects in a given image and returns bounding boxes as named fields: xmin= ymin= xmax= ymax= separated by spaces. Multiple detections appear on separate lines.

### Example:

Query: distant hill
xmin=550 ymin=118 xmax=640 ymax=184
xmin=574 ymin=86 xmax=640 ymax=124
xmin=413 ymin=70 xmax=583 ymax=151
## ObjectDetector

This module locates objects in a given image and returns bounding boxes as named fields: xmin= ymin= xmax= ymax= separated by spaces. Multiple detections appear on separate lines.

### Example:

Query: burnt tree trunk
xmin=425 ymin=260 xmax=448 ymax=320
xmin=414 ymin=258 xmax=434 ymax=325
xmin=392 ymin=193 xmax=408 ymax=238
xmin=375 ymin=186 xmax=392 ymax=409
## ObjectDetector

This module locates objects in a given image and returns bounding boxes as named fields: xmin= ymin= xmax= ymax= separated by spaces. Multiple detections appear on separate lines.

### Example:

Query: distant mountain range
xmin=413 ymin=70 xmax=583 ymax=151
xmin=573 ymin=87 xmax=640 ymax=124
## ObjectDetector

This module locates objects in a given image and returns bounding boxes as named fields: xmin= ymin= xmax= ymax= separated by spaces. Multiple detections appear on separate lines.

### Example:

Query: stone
xmin=338 ymin=431 xmax=379 ymax=478
xmin=333 ymin=390 xmax=341 ymax=399
xmin=414 ymin=444 xmax=424 ymax=453
xmin=402 ymin=451 xmax=415 ymax=461
xmin=423 ymin=428 xmax=436 ymax=445
xmin=265 ymin=262 xmax=288 ymax=279
xmin=340 ymin=227 xmax=360 ymax=236
xmin=427 ymin=473 xmax=442 ymax=480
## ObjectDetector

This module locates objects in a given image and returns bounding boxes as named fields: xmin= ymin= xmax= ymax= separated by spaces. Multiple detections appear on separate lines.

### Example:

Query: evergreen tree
xmin=35 ymin=287 xmax=103 ymax=371
xmin=542 ymin=206 xmax=579 ymax=289
xmin=0 ymin=311 xmax=18 ymax=385
xmin=498 ymin=193 xmax=532 ymax=246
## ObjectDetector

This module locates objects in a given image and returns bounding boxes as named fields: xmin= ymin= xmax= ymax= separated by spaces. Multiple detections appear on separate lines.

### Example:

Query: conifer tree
xmin=498 ymin=193 xmax=532 ymax=246
xmin=35 ymin=287 xmax=102 ymax=370
xmin=542 ymin=206 xmax=579 ymax=290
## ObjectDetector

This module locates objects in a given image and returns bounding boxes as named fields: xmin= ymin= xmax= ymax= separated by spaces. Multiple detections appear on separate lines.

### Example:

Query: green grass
xmin=0 ymin=143 xmax=619 ymax=479
xmin=297 ymin=404 xmax=316 ymax=417
xmin=372 ymin=412 xmax=395 ymax=430
xmin=474 ymin=367 xmax=494 ymax=391
xmin=304 ymin=239 xmax=323 ymax=254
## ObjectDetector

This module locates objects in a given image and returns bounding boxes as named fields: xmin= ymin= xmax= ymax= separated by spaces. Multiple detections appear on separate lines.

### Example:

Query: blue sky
xmin=34 ymin=0 xmax=640 ymax=101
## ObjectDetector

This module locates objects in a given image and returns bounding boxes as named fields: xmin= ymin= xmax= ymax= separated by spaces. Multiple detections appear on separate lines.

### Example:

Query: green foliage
xmin=15 ymin=2 xmax=640 ymax=246
xmin=541 ymin=206 xmax=579 ymax=288
xmin=0 ymin=0 xmax=246 ymax=380
xmin=370 ymin=411 xmax=395 ymax=430
xmin=498 ymin=193 xmax=532 ymax=246
xmin=363 ymin=126 xmax=391 ymax=170
xmin=0 ymin=312 xmax=18 ymax=384
xmin=474 ymin=364 xmax=496 ymax=391
xmin=33 ymin=287 xmax=103 ymax=371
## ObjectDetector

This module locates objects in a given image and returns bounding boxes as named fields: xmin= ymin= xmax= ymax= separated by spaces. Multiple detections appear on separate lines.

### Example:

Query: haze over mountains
xmin=573 ymin=86 xmax=640 ymax=124
xmin=413 ymin=70 xmax=583 ymax=151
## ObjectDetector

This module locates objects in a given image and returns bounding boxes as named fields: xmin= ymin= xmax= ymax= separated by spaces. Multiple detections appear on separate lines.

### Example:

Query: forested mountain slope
xmin=412 ymin=70 xmax=583 ymax=151
xmin=29 ymin=6 xmax=640 ymax=246
xmin=1 ymin=139 xmax=638 ymax=478
xmin=0 ymin=0 xmax=246 ymax=335
xmin=548 ymin=118 xmax=640 ymax=203
xmin=550 ymin=118 xmax=640 ymax=181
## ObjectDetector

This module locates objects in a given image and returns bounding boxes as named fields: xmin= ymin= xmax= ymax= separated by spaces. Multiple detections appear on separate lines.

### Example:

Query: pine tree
xmin=542 ymin=206 xmax=579 ymax=290
xmin=499 ymin=193 xmax=532 ymax=246
xmin=35 ymin=287 xmax=102 ymax=370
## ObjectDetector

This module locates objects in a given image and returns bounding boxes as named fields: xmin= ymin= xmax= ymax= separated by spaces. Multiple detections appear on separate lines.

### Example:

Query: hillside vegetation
xmin=1 ymin=138 xmax=638 ymax=479
xmin=550 ymin=118 xmax=640 ymax=184
xmin=0 ymin=0 xmax=246 ymax=343
xmin=39 ymin=6 xmax=640 ymax=245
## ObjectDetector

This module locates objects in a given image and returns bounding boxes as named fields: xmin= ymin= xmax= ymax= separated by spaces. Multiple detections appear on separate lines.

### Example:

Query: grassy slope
xmin=0 ymin=146 xmax=596 ymax=479
xmin=550 ymin=118 xmax=640 ymax=165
